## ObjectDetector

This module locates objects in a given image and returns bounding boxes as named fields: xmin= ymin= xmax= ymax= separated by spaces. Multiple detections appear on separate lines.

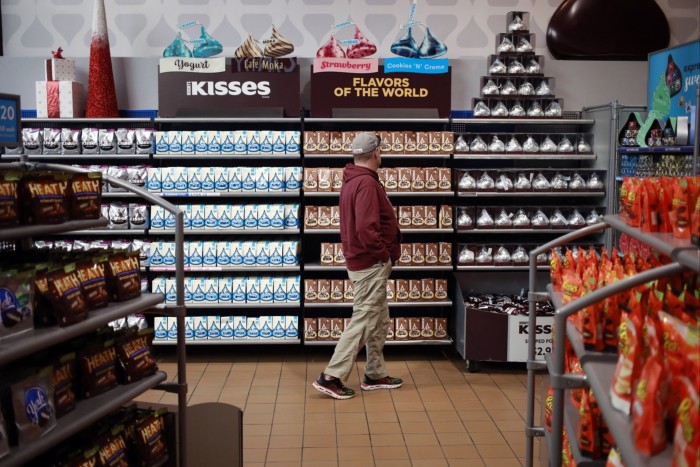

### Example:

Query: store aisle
xmin=137 ymin=347 xmax=542 ymax=467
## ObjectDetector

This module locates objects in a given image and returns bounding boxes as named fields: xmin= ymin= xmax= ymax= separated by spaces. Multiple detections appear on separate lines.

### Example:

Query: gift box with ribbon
xmin=45 ymin=57 xmax=76 ymax=81
xmin=35 ymin=80 xmax=84 ymax=118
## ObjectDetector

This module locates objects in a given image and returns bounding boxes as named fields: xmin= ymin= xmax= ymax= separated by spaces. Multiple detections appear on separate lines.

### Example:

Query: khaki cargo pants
xmin=324 ymin=260 xmax=392 ymax=383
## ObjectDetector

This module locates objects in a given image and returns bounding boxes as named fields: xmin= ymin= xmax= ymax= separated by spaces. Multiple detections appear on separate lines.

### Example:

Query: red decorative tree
xmin=85 ymin=0 xmax=119 ymax=117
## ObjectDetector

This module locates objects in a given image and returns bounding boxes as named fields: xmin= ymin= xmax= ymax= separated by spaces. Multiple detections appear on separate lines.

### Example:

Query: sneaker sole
xmin=312 ymin=381 xmax=355 ymax=400
xmin=361 ymin=382 xmax=403 ymax=391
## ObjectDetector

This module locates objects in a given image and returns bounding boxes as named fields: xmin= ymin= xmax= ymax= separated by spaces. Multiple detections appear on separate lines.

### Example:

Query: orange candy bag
xmin=670 ymin=177 xmax=691 ymax=239
xmin=610 ymin=309 xmax=644 ymax=415
xmin=578 ymin=389 xmax=600 ymax=458
xmin=672 ymin=377 xmax=699 ymax=467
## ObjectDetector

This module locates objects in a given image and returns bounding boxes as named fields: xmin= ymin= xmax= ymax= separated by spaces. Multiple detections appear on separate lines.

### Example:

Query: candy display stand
xmin=0 ymin=159 xmax=189 ymax=467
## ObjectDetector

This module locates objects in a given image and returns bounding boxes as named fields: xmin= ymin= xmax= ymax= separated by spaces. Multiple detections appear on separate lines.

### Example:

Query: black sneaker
xmin=361 ymin=375 xmax=403 ymax=391
xmin=312 ymin=373 xmax=356 ymax=399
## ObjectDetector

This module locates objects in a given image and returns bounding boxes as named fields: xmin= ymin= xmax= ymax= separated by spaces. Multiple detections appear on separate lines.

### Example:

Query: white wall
xmin=1 ymin=0 xmax=696 ymax=111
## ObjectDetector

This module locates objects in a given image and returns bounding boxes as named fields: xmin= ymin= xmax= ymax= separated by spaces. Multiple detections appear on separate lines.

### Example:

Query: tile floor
xmin=137 ymin=346 xmax=543 ymax=467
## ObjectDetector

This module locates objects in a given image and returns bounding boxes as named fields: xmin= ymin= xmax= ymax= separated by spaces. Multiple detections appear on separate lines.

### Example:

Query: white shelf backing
xmin=0 ymin=372 xmax=167 ymax=467
xmin=604 ymin=214 xmax=700 ymax=272
xmin=304 ymin=263 xmax=452 ymax=271
xmin=304 ymin=191 xmax=455 ymax=197
xmin=457 ymin=228 xmax=579 ymax=234
xmin=161 ymin=302 xmax=300 ymax=310
xmin=305 ymin=338 xmax=453 ymax=346
xmin=153 ymin=339 xmax=301 ymax=345
xmin=305 ymin=228 xmax=451 ymax=234
xmin=0 ymin=218 xmax=108 ymax=241
xmin=154 ymin=191 xmax=300 ymax=198
xmin=0 ymin=293 xmax=164 ymax=366
xmin=154 ymin=228 xmax=301 ymax=235
xmin=304 ymin=301 xmax=452 ymax=308
xmin=457 ymin=265 xmax=548 ymax=271
xmin=153 ymin=153 xmax=300 ymax=159
xmin=457 ymin=191 xmax=604 ymax=198
xmin=149 ymin=265 xmax=300 ymax=272
xmin=454 ymin=153 xmax=596 ymax=161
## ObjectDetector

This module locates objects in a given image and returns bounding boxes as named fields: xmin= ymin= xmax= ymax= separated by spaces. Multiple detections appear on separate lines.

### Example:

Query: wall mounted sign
xmin=310 ymin=64 xmax=451 ymax=117
xmin=648 ymin=39 xmax=700 ymax=119
xmin=158 ymin=58 xmax=300 ymax=117
xmin=0 ymin=93 xmax=21 ymax=147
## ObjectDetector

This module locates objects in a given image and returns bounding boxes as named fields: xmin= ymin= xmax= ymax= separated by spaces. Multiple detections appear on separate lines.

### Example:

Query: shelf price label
xmin=506 ymin=316 xmax=554 ymax=362
xmin=0 ymin=93 xmax=21 ymax=147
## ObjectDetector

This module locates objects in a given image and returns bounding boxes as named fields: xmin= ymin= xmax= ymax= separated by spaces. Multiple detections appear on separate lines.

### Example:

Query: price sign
xmin=506 ymin=315 xmax=554 ymax=362
xmin=0 ymin=93 xmax=21 ymax=147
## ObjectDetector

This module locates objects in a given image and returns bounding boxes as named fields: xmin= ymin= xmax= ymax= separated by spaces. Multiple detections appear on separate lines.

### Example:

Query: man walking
xmin=312 ymin=132 xmax=403 ymax=399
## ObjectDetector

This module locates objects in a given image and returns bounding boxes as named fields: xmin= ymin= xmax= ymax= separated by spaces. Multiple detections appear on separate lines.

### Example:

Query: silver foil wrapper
xmin=474 ymin=101 xmax=491 ymax=117
xmin=540 ymin=136 xmax=557 ymax=152
xmin=586 ymin=210 xmax=602 ymax=225
xmin=490 ymin=58 xmax=507 ymax=74
xmin=527 ymin=102 xmax=544 ymax=117
xmin=476 ymin=209 xmax=494 ymax=227
xmin=506 ymin=136 xmax=523 ymax=152
xmin=477 ymin=172 xmax=495 ymax=190
xmin=470 ymin=136 xmax=488 ymax=152
xmin=489 ymin=135 xmax=506 ymax=152
xmin=544 ymin=101 xmax=562 ymax=117
xmin=458 ymin=172 xmax=477 ymax=190
xmin=476 ymin=246 xmax=493 ymax=263
xmin=496 ymin=174 xmax=514 ymax=191
xmin=455 ymin=135 xmax=469 ymax=152
xmin=551 ymin=173 xmax=568 ymax=190
xmin=509 ymin=102 xmax=526 ymax=117
xmin=550 ymin=209 xmax=568 ymax=227
xmin=567 ymin=209 xmax=586 ymax=227
xmin=508 ymin=16 xmax=526 ymax=31
xmin=508 ymin=60 xmax=525 ymax=74
xmin=513 ymin=209 xmax=531 ymax=227
xmin=518 ymin=82 xmax=535 ymax=95
xmin=514 ymin=173 xmax=531 ymax=190
xmin=457 ymin=208 xmax=473 ymax=227
xmin=492 ymin=101 xmax=509 ymax=117
xmin=495 ymin=246 xmax=512 ymax=263
xmin=577 ymin=136 xmax=592 ymax=153
xmin=536 ymin=80 xmax=553 ymax=96
xmin=531 ymin=209 xmax=549 ymax=227
xmin=512 ymin=246 xmax=528 ymax=263
xmin=497 ymin=37 xmax=515 ymax=53
xmin=482 ymin=79 xmax=500 ymax=95
xmin=501 ymin=80 xmax=517 ymax=95
xmin=526 ymin=59 xmax=542 ymax=74
xmin=523 ymin=136 xmax=539 ymax=153
xmin=459 ymin=246 xmax=474 ymax=264
xmin=516 ymin=37 xmax=533 ymax=53
xmin=570 ymin=173 xmax=587 ymax=190
xmin=533 ymin=172 xmax=551 ymax=190
xmin=587 ymin=173 xmax=604 ymax=190
xmin=495 ymin=209 xmax=513 ymax=227
xmin=557 ymin=136 xmax=574 ymax=153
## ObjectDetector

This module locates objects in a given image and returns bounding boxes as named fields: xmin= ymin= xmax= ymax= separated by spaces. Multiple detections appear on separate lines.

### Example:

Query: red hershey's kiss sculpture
xmin=85 ymin=0 xmax=119 ymax=118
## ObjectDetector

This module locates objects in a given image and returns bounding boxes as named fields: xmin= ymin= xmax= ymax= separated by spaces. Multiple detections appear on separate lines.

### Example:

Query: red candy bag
xmin=670 ymin=177 xmax=691 ymax=239
xmin=632 ymin=354 xmax=669 ymax=455
xmin=610 ymin=309 xmax=644 ymax=415
xmin=672 ymin=377 xmax=699 ymax=467
xmin=578 ymin=389 xmax=600 ymax=458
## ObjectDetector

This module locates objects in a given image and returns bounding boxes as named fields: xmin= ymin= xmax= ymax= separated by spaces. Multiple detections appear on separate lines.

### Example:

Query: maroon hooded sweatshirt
xmin=339 ymin=163 xmax=401 ymax=271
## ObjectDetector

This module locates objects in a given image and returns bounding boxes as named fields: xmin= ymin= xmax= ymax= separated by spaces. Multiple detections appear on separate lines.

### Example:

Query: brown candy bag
xmin=80 ymin=339 xmax=118 ymax=399
xmin=52 ymin=353 xmax=77 ymax=418
xmin=105 ymin=252 xmax=141 ymax=302
xmin=97 ymin=427 xmax=129 ymax=466
xmin=76 ymin=256 xmax=109 ymax=311
xmin=47 ymin=263 xmax=89 ymax=326
xmin=134 ymin=409 xmax=169 ymax=467
xmin=116 ymin=328 xmax=158 ymax=384
xmin=21 ymin=173 xmax=70 ymax=224
xmin=0 ymin=171 xmax=20 ymax=227
xmin=69 ymin=172 xmax=102 ymax=220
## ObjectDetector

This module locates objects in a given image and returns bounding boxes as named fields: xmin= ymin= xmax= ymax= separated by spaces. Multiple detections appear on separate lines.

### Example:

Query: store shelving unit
xmin=304 ymin=301 xmax=453 ymax=308
xmin=524 ymin=215 xmax=699 ymax=467
xmin=0 ymin=161 xmax=188 ymax=467
xmin=305 ymin=338 xmax=453 ymax=346
xmin=153 ymin=339 xmax=301 ymax=346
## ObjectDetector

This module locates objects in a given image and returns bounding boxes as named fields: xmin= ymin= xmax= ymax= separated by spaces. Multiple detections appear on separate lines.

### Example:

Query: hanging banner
xmin=158 ymin=59 xmax=300 ymax=117
xmin=310 ymin=64 xmax=451 ymax=117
